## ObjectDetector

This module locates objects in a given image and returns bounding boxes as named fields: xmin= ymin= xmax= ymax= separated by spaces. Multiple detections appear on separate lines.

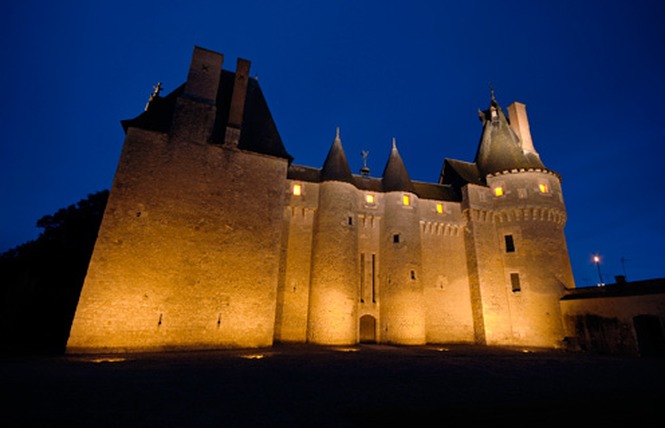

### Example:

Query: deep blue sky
xmin=2 ymin=1 xmax=664 ymax=286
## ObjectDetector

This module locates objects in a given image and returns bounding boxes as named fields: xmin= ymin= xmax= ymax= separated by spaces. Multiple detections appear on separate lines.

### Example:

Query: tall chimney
xmin=225 ymin=58 xmax=251 ymax=147
xmin=507 ymin=102 xmax=538 ymax=157
xmin=171 ymin=46 xmax=223 ymax=144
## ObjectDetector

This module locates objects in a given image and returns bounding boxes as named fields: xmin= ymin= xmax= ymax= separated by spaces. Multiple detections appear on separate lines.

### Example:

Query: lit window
xmin=539 ymin=183 xmax=548 ymax=193
xmin=436 ymin=203 xmax=444 ymax=214
xmin=403 ymin=194 xmax=411 ymax=206
xmin=366 ymin=194 xmax=375 ymax=204
xmin=494 ymin=186 xmax=504 ymax=197
xmin=293 ymin=184 xmax=302 ymax=196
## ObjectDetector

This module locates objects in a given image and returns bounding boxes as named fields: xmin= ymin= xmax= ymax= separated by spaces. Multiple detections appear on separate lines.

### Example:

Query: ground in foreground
xmin=1 ymin=344 xmax=663 ymax=427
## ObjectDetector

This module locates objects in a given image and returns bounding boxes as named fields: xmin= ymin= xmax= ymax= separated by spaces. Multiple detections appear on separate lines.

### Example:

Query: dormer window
xmin=293 ymin=183 xmax=302 ymax=196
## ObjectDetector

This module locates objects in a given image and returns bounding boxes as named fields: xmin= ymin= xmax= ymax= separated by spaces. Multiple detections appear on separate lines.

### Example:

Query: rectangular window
xmin=366 ymin=194 xmax=375 ymax=204
xmin=359 ymin=253 xmax=365 ymax=302
xmin=371 ymin=254 xmax=376 ymax=303
xmin=436 ymin=203 xmax=444 ymax=214
xmin=393 ymin=234 xmax=400 ymax=244
xmin=494 ymin=186 xmax=504 ymax=197
xmin=510 ymin=273 xmax=521 ymax=292
xmin=410 ymin=270 xmax=416 ymax=280
xmin=403 ymin=194 xmax=411 ymax=206
xmin=293 ymin=183 xmax=302 ymax=196
xmin=505 ymin=235 xmax=515 ymax=253
xmin=539 ymin=183 xmax=549 ymax=193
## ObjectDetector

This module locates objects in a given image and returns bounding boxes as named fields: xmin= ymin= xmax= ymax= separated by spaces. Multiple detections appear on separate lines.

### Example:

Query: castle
xmin=66 ymin=46 xmax=578 ymax=353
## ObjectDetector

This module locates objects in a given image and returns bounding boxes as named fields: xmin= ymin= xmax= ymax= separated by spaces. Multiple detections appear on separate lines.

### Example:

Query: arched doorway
xmin=359 ymin=315 xmax=377 ymax=343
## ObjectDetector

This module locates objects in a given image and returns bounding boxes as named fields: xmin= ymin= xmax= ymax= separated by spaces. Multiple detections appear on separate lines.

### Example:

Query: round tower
xmin=379 ymin=140 xmax=426 ymax=345
xmin=469 ymin=96 xmax=574 ymax=348
xmin=307 ymin=130 xmax=359 ymax=345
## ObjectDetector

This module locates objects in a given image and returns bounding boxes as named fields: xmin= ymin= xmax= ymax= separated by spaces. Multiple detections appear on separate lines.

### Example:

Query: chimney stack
xmin=507 ymin=102 xmax=538 ymax=157
xmin=171 ymin=46 xmax=223 ymax=144
xmin=225 ymin=58 xmax=251 ymax=147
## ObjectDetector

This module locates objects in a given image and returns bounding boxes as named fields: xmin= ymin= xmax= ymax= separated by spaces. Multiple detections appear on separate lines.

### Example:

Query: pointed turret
xmin=474 ymin=93 xmax=545 ymax=177
xmin=321 ymin=127 xmax=354 ymax=184
xmin=382 ymin=138 xmax=416 ymax=193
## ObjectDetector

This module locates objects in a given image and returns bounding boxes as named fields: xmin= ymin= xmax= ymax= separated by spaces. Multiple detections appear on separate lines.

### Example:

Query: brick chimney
xmin=171 ymin=46 xmax=224 ymax=144
xmin=507 ymin=102 xmax=538 ymax=157
xmin=225 ymin=58 xmax=251 ymax=147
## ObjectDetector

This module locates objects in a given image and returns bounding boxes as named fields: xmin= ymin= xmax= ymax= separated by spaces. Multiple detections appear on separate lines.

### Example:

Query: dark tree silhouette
xmin=0 ymin=190 xmax=108 ymax=355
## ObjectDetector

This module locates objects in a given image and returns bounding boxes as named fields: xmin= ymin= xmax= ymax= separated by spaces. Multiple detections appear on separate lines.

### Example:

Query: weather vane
xmin=145 ymin=82 xmax=163 ymax=111
xmin=360 ymin=150 xmax=370 ymax=176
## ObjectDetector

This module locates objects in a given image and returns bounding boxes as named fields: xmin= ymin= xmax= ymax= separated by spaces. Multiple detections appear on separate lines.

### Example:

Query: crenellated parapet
xmin=486 ymin=167 xmax=561 ymax=181
xmin=419 ymin=221 xmax=463 ymax=236
xmin=463 ymin=207 xmax=567 ymax=226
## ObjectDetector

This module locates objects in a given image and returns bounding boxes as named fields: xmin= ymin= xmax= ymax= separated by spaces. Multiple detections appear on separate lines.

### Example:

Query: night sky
xmin=2 ymin=1 xmax=664 ymax=286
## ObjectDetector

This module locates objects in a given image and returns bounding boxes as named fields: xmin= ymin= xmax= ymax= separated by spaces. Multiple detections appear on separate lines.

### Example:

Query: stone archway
xmin=359 ymin=315 xmax=377 ymax=343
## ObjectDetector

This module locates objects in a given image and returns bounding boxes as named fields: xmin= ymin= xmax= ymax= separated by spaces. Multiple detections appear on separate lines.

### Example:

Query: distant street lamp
xmin=593 ymin=255 xmax=604 ymax=286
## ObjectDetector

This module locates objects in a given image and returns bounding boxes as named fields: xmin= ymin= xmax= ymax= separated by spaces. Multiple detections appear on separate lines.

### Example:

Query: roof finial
xmin=392 ymin=137 xmax=397 ymax=150
xmin=335 ymin=126 xmax=341 ymax=141
xmin=489 ymin=80 xmax=496 ymax=102
xmin=145 ymin=81 xmax=162 ymax=111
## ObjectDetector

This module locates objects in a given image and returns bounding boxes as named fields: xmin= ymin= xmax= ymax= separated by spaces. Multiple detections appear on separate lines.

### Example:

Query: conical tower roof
xmin=382 ymin=138 xmax=416 ymax=193
xmin=474 ymin=94 xmax=545 ymax=177
xmin=321 ymin=128 xmax=354 ymax=184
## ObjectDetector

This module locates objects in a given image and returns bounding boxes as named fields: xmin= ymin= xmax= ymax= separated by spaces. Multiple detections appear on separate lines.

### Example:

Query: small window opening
xmin=436 ymin=203 xmax=444 ymax=214
xmin=539 ymin=183 xmax=549 ymax=193
xmin=403 ymin=194 xmax=411 ymax=206
xmin=348 ymin=216 xmax=353 ymax=226
xmin=393 ymin=234 xmax=400 ymax=244
xmin=293 ymin=183 xmax=302 ymax=196
xmin=410 ymin=270 xmax=416 ymax=280
xmin=510 ymin=273 xmax=521 ymax=292
xmin=494 ymin=186 xmax=504 ymax=197
xmin=505 ymin=235 xmax=515 ymax=253
xmin=366 ymin=194 xmax=375 ymax=204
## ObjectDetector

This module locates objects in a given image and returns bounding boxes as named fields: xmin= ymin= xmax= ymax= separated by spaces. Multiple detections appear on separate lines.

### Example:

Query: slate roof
xmin=381 ymin=140 xmax=416 ymax=193
xmin=121 ymin=70 xmax=292 ymax=162
xmin=474 ymin=98 xmax=545 ymax=177
xmin=320 ymin=129 xmax=355 ymax=184
xmin=439 ymin=96 xmax=554 ymax=194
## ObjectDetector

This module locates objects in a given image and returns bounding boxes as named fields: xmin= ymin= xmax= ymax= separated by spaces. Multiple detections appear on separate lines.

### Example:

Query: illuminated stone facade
xmin=67 ymin=47 xmax=576 ymax=353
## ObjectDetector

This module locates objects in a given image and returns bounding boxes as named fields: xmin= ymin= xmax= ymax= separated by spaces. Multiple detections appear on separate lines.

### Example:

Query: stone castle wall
xmin=67 ymin=46 xmax=579 ymax=353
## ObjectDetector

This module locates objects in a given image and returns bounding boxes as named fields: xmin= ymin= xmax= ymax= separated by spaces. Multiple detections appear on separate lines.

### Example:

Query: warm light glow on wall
xmin=293 ymin=183 xmax=302 ymax=196
xmin=494 ymin=186 xmax=504 ymax=197
xmin=366 ymin=194 xmax=375 ymax=204
xmin=539 ymin=183 xmax=548 ymax=193
xmin=436 ymin=203 xmax=443 ymax=214
xmin=403 ymin=194 xmax=411 ymax=206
